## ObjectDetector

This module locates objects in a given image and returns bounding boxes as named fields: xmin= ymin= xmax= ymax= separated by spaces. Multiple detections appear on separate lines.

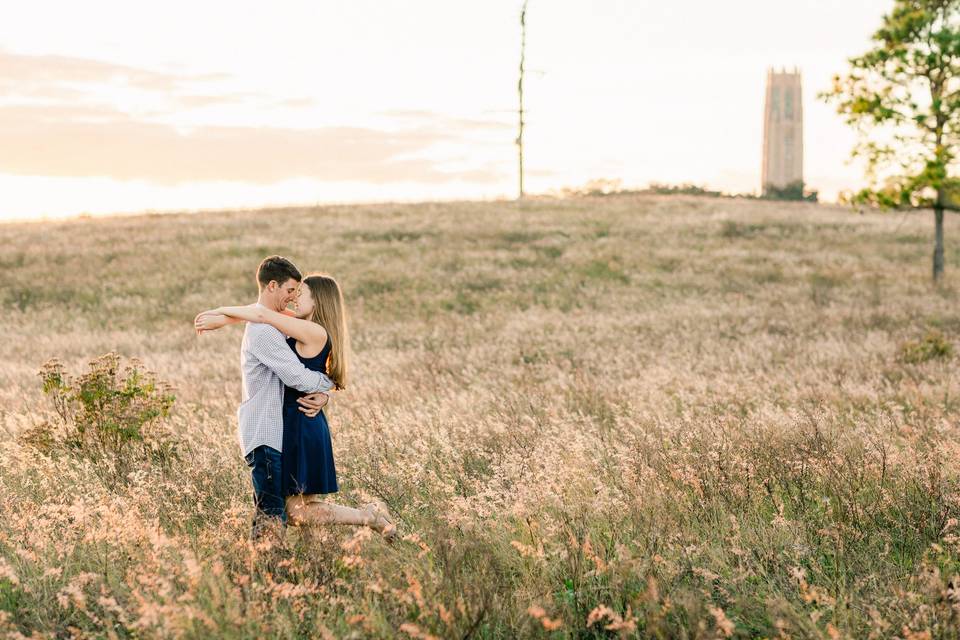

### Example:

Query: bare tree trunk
xmin=934 ymin=203 xmax=945 ymax=282
xmin=931 ymin=72 xmax=947 ymax=282
xmin=517 ymin=1 xmax=527 ymax=200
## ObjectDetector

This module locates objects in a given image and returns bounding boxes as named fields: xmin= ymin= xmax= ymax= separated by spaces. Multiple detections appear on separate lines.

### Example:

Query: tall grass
xmin=0 ymin=195 xmax=959 ymax=638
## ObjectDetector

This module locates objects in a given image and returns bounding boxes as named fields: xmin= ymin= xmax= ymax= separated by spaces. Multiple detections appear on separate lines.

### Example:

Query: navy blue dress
xmin=281 ymin=335 xmax=339 ymax=496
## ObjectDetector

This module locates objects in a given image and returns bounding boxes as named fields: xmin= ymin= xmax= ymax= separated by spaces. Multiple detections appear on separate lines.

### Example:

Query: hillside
xmin=1 ymin=195 xmax=959 ymax=638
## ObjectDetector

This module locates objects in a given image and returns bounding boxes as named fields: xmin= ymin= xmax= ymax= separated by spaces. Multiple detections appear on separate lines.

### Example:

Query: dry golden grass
xmin=1 ymin=194 xmax=960 ymax=638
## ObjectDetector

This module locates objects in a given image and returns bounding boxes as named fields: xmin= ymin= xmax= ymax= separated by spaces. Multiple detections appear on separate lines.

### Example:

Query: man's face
xmin=269 ymin=278 xmax=300 ymax=312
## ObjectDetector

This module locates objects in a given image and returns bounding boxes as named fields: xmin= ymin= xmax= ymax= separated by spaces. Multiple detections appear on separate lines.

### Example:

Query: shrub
xmin=898 ymin=330 xmax=954 ymax=364
xmin=762 ymin=181 xmax=819 ymax=202
xmin=23 ymin=353 xmax=178 ymax=484
xmin=647 ymin=182 xmax=723 ymax=198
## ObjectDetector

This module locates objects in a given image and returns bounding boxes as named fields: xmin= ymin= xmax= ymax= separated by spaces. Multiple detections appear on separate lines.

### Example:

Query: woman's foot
xmin=363 ymin=501 xmax=397 ymax=542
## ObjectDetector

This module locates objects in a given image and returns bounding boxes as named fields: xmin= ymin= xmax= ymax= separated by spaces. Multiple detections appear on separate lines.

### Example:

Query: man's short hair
xmin=256 ymin=255 xmax=302 ymax=290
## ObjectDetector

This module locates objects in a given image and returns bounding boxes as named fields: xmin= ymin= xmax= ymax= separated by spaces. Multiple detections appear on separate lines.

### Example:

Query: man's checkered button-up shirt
xmin=237 ymin=310 xmax=334 ymax=457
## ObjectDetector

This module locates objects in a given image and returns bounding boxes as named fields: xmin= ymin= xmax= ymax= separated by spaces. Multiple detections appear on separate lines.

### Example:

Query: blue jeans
xmin=245 ymin=445 xmax=287 ymax=538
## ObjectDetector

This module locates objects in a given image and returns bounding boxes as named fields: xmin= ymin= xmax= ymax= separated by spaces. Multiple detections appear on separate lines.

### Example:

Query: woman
xmin=195 ymin=274 xmax=396 ymax=540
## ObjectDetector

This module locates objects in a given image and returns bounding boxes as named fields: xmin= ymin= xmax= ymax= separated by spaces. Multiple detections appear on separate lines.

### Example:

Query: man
xmin=198 ymin=255 xmax=334 ymax=539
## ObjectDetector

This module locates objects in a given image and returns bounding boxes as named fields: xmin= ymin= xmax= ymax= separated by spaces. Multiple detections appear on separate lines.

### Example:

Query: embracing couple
xmin=194 ymin=255 xmax=396 ymax=542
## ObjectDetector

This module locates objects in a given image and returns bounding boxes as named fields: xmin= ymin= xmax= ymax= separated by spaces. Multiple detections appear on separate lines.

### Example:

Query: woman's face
xmin=294 ymin=284 xmax=315 ymax=319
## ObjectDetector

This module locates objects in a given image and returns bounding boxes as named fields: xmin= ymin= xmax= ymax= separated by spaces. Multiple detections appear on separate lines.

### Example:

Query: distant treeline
xmin=556 ymin=178 xmax=818 ymax=202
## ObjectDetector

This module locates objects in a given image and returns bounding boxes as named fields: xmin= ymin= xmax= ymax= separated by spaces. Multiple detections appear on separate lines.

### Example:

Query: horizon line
xmin=1 ymin=187 xmax=849 ymax=227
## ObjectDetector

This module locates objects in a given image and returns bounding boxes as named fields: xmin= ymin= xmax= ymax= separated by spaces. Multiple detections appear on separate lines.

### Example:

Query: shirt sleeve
xmin=247 ymin=324 xmax=334 ymax=394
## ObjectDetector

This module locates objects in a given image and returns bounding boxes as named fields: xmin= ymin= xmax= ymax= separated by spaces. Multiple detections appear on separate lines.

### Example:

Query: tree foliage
xmin=822 ymin=0 xmax=960 ymax=211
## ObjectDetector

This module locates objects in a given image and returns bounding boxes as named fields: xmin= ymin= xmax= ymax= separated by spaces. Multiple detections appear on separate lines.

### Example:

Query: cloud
xmin=171 ymin=93 xmax=259 ymax=108
xmin=0 ymin=49 xmax=279 ymax=111
xmin=279 ymin=97 xmax=321 ymax=108
xmin=6 ymin=85 xmax=87 ymax=101
xmin=0 ymin=49 xmax=508 ymax=186
xmin=0 ymin=48 xmax=229 ymax=93
xmin=379 ymin=109 xmax=514 ymax=132
xmin=0 ymin=103 xmax=506 ymax=184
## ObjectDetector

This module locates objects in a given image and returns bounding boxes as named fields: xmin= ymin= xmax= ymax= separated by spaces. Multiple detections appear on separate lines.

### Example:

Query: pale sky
xmin=0 ymin=0 xmax=890 ymax=221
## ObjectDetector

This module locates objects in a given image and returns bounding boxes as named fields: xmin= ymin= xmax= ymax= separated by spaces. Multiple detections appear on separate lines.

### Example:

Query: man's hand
xmin=298 ymin=392 xmax=330 ymax=417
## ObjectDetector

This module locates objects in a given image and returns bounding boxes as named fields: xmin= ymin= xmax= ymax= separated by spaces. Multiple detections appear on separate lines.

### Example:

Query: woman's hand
xmin=195 ymin=311 xmax=230 ymax=335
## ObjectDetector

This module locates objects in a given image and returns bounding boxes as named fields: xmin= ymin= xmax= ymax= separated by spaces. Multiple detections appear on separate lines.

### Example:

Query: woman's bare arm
xmin=193 ymin=311 xmax=242 ymax=335
xmin=207 ymin=304 xmax=327 ymax=347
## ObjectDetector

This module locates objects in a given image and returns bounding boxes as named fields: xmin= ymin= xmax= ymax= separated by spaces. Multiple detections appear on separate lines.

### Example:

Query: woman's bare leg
xmin=286 ymin=494 xmax=387 ymax=530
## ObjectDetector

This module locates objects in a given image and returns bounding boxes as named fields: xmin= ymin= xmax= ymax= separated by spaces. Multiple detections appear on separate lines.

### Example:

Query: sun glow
xmin=0 ymin=0 xmax=889 ymax=220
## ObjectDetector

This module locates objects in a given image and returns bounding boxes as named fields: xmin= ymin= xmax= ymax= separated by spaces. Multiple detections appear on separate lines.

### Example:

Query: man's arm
xmin=247 ymin=324 xmax=334 ymax=394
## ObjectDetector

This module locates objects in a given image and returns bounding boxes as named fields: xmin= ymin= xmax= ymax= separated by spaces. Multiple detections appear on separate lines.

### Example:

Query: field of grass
xmin=1 ymin=194 xmax=960 ymax=638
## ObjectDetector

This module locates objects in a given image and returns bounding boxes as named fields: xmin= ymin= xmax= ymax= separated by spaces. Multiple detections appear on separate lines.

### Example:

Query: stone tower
xmin=762 ymin=68 xmax=803 ymax=195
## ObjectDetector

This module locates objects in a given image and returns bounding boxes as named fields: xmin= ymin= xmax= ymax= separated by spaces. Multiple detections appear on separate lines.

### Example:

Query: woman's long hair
xmin=302 ymin=273 xmax=350 ymax=390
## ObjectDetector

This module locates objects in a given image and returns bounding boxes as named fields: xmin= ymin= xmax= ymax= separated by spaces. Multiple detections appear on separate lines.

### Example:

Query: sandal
xmin=363 ymin=501 xmax=398 ymax=542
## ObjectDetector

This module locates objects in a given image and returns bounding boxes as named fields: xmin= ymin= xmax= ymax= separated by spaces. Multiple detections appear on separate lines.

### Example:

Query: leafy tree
xmin=821 ymin=0 xmax=960 ymax=281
